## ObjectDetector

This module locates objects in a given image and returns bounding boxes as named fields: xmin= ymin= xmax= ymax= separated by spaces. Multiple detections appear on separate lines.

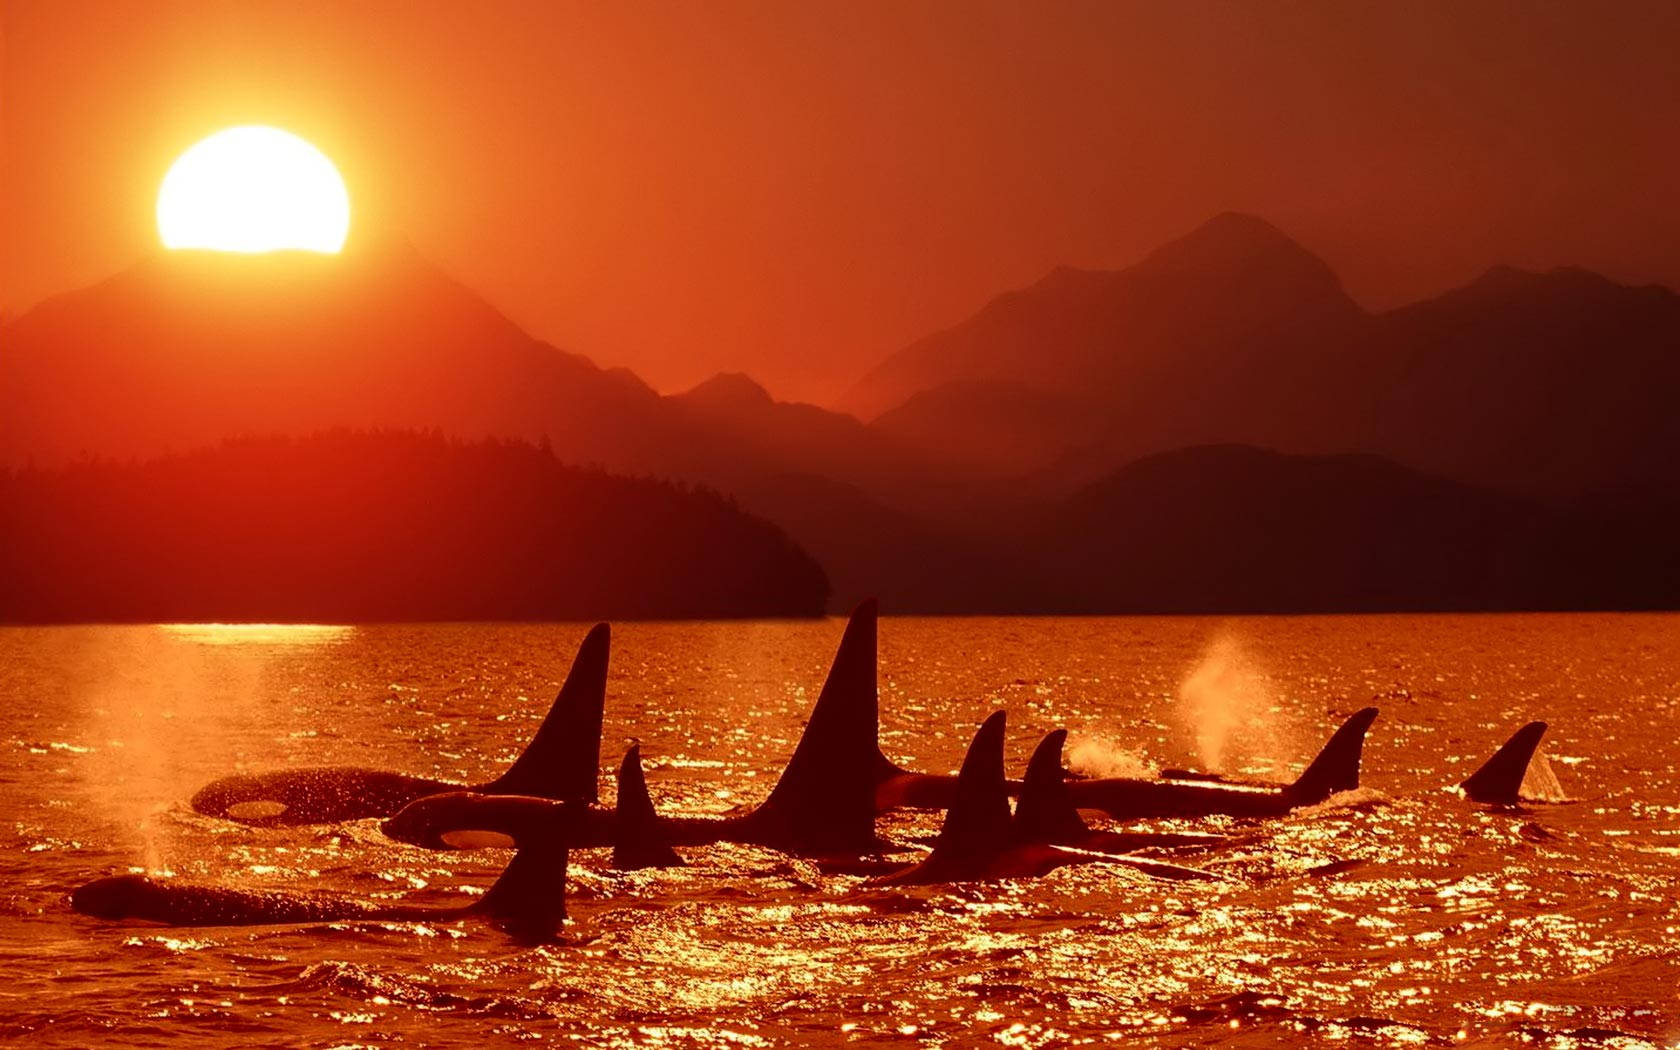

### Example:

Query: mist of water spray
xmin=77 ymin=627 xmax=286 ymax=873
xmin=1174 ymin=632 xmax=1294 ymax=775
xmin=1066 ymin=735 xmax=1158 ymax=778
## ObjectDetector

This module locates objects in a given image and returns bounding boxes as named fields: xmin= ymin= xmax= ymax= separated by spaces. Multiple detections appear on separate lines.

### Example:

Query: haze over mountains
xmin=4 ymin=214 xmax=1679 ymax=615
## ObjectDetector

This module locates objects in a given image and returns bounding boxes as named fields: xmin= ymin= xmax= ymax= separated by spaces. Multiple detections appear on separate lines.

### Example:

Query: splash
xmin=1175 ymin=632 xmax=1292 ymax=775
xmin=1066 ymin=735 xmax=1158 ymax=778
xmin=1520 ymin=751 xmax=1569 ymax=802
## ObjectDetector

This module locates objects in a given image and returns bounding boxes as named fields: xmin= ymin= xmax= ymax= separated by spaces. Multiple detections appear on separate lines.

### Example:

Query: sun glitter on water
xmin=156 ymin=126 xmax=350 ymax=253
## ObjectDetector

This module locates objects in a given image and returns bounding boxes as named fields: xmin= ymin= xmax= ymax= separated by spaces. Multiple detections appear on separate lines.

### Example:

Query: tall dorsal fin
xmin=745 ymin=599 xmax=881 ymax=854
xmin=1013 ymin=729 xmax=1088 ymax=844
xmin=612 ymin=745 xmax=684 ymax=870
xmin=1286 ymin=707 xmax=1380 ymax=804
xmin=469 ymin=802 xmax=572 ymax=942
xmin=1460 ymin=722 xmax=1548 ymax=804
xmin=483 ymin=623 xmax=609 ymax=802
xmin=925 ymin=711 xmax=1012 ymax=865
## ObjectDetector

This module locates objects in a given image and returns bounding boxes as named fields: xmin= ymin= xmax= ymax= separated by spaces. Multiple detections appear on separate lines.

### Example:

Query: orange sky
xmin=5 ymin=1 xmax=1678 ymax=402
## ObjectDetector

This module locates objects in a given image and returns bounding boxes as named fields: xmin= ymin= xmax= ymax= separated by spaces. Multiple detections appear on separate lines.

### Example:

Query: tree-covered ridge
xmin=0 ymin=430 xmax=829 ymax=622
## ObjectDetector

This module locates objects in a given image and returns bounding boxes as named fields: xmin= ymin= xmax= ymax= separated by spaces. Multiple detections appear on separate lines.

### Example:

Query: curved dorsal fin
xmin=746 ymin=599 xmax=881 ymax=854
xmin=926 ymin=711 xmax=1012 ymax=865
xmin=1286 ymin=707 xmax=1380 ymax=804
xmin=1013 ymin=729 xmax=1088 ymax=844
xmin=1460 ymin=722 xmax=1548 ymax=804
xmin=484 ymin=623 xmax=609 ymax=803
xmin=612 ymin=745 xmax=684 ymax=870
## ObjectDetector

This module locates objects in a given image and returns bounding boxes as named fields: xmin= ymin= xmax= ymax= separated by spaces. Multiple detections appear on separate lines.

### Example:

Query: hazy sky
xmin=5 ymin=1 xmax=1678 ymax=401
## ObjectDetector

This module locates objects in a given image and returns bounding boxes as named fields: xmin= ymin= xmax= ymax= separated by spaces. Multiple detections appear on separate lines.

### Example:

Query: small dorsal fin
xmin=1013 ymin=729 xmax=1088 ymax=844
xmin=1286 ymin=707 xmax=1380 ymax=804
xmin=470 ymin=803 xmax=572 ymax=941
xmin=484 ymin=623 xmax=609 ymax=803
xmin=1460 ymin=722 xmax=1548 ymax=804
xmin=925 ymin=712 xmax=1012 ymax=865
xmin=745 ymin=599 xmax=881 ymax=854
xmin=612 ymin=745 xmax=684 ymax=870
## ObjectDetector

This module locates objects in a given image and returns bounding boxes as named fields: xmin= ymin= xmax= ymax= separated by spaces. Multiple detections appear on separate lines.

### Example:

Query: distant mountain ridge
xmin=0 ymin=243 xmax=955 ymax=611
xmin=7 ymin=217 xmax=1680 ymax=614
xmin=844 ymin=213 xmax=1680 ymax=500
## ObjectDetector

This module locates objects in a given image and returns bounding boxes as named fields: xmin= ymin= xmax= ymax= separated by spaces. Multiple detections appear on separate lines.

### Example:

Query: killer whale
xmin=819 ymin=599 xmax=1378 ymax=819
xmin=877 ymin=712 xmax=1220 ymax=885
xmin=72 ymin=796 xmax=574 ymax=940
xmin=1058 ymin=706 xmax=1381 ymax=819
xmin=383 ymin=745 xmax=686 ymax=871
xmin=385 ymin=604 xmax=885 ymax=858
xmin=1013 ymin=729 xmax=1224 ymax=854
xmin=190 ymin=623 xmax=610 ymax=825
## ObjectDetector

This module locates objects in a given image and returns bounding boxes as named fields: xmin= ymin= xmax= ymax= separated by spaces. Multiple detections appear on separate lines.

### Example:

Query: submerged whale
xmin=385 ymin=607 xmax=884 ymax=858
xmin=190 ymin=623 xmax=610 ymax=825
xmin=878 ymin=712 xmax=1220 ymax=885
xmin=72 ymin=797 xmax=575 ymax=940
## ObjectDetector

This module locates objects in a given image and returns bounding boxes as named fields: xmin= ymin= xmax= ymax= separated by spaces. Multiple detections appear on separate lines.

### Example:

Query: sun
xmin=157 ymin=126 xmax=350 ymax=253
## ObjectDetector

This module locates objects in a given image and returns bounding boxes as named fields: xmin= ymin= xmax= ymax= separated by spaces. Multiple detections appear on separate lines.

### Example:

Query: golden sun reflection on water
xmin=158 ymin=623 xmax=357 ymax=646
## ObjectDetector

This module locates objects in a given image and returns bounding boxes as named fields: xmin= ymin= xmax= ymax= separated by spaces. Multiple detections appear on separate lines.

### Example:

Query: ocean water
xmin=0 ymin=614 xmax=1676 ymax=1047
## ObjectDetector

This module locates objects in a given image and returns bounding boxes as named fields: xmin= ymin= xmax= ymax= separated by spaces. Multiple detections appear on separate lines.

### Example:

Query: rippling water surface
xmin=2 ymin=615 xmax=1677 ymax=1047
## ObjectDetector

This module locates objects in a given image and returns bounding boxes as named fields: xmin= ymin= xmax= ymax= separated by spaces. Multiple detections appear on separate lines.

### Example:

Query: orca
xmin=385 ymin=604 xmax=886 ymax=858
xmin=1014 ymin=729 xmax=1225 ymax=855
xmin=1060 ymin=706 xmax=1381 ymax=819
xmin=851 ymin=599 xmax=1379 ymax=820
xmin=1459 ymin=721 xmax=1549 ymax=804
xmin=386 ymin=744 xmax=686 ymax=871
xmin=876 ymin=713 xmax=1220 ymax=885
xmin=72 ymin=797 xmax=574 ymax=941
xmin=876 ymin=691 xmax=1380 ymax=822
xmin=189 ymin=623 xmax=609 ymax=825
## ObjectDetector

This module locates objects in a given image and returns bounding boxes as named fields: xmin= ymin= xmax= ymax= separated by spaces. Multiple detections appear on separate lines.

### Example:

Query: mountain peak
xmin=1465 ymin=263 xmax=1618 ymax=295
xmin=680 ymin=372 xmax=774 ymax=411
xmin=1137 ymin=212 xmax=1344 ymax=294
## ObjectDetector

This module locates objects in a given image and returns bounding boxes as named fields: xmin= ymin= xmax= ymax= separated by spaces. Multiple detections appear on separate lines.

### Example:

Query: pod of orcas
xmin=71 ymin=600 xmax=1553 ymax=941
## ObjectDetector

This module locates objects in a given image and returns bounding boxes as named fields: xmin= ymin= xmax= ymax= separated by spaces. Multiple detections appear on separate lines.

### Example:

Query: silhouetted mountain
xmin=870 ymin=381 xmax=1108 ymax=479
xmin=844 ymin=214 xmax=1369 ymax=445
xmin=1023 ymin=445 xmax=1680 ymax=613
xmin=0 ymin=242 xmax=679 ymax=467
xmin=0 ymin=431 xmax=828 ymax=622
xmin=11 ymin=221 xmax=1680 ymax=616
xmin=846 ymin=214 xmax=1680 ymax=503
xmin=669 ymin=372 xmax=916 ymax=492
xmin=1368 ymin=265 xmax=1680 ymax=494
xmin=0 ymin=247 xmax=937 ymax=610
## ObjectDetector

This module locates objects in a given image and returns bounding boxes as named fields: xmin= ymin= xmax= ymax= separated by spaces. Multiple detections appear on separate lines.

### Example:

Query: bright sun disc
xmin=157 ymin=126 xmax=350 ymax=253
